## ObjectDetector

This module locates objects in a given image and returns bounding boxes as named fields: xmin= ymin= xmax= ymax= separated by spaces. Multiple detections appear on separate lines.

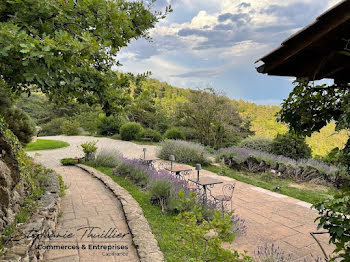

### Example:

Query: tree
xmin=279 ymin=79 xmax=349 ymax=166
xmin=2 ymin=107 xmax=35 ymax=145
xmin=270 ymin=132 xmax=312 ymax=160
xmin=279 ymin=79 xmax=350 ymax=260
xmin=0 ymin=88 xmax=35 ymax=144
xmin=0 ymin=0 xmax=171 ymax=113
xmin=178 ymin=88 xmax=253 ymax=149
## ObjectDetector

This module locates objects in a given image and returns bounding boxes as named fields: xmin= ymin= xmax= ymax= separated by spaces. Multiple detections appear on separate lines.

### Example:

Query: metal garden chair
xmin=210 ymin=184 xmax=235 ymax=213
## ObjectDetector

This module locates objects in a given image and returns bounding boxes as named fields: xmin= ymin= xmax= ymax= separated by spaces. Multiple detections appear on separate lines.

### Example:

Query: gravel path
xmin=29 ymin=136 xmax=334 ymax=261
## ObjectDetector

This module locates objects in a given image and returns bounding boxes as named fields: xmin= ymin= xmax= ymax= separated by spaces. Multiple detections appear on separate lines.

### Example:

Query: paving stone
xmin=28 ymin=136 xmax=336 ymax=261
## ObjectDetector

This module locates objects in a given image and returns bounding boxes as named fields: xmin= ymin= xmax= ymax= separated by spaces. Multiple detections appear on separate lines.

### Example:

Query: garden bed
xmin=217 ymin=147 xmax=349 ymax=188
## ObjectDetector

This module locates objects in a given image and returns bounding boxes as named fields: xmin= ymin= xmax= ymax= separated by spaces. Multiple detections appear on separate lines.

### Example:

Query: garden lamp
xmin=169 ymin=155 xmax=175 ymax=170
xmin=195 ymin=164 xmax=201 ymax=181
xmin=143 ymin=148 xmax=147 ymax=159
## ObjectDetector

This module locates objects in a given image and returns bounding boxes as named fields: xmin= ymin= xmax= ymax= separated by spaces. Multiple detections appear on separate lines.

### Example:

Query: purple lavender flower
xmin=230 ymin=214 xmax=247 ymax=235
xmin=254 ymin=243 xmax=292 ymax=261
xmin=217 ymin=147 xmax=342 ymax=175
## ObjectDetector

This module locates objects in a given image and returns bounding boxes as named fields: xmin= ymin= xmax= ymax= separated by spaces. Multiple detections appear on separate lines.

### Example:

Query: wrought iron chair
xmin=210 ymin=184 xmax=235 ymax=213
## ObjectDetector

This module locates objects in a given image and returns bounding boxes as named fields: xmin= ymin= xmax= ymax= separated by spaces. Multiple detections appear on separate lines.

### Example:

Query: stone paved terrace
xmin=29 ymin=136 xmax=334 ymax=261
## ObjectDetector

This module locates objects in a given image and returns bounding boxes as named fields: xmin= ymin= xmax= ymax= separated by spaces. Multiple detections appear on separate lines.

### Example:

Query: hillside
xmin=17 ymin=77 xmax=348 ymax=156
xmin=140 ymin=79 xmax=348 ymax=156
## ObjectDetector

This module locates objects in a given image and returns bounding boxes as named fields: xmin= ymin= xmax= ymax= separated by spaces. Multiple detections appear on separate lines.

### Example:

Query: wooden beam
xmin=259 ymin=3 xmax=350 ymax=73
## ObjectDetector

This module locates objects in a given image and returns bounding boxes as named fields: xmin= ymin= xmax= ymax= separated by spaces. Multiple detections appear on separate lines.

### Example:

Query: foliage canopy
xmin=0 ymin=0 xmax=171 ymax=113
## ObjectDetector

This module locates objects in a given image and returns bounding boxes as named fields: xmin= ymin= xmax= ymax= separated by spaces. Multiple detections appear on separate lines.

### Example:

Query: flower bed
xmin=217 ymin=147 xmax=349 ymax=188
xmin=158 ymin=139 xmax=211 ymax=165
xmin=112 ymin=157 xmax=247 ymax=234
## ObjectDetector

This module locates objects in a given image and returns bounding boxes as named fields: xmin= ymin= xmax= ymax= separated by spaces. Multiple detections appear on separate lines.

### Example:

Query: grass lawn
xmin=203 ymin=165 xmax=337 ymax=205
xmin=93 ymin=166 xmax=241 ymax=262
xmin=25 ymin=139 xmax=69 ymax=151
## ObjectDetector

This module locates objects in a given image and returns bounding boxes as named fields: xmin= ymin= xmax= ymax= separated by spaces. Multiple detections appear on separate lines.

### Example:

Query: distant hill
xmin=232 ymin=100 xmax=348 ymax=156
xmin=143 ymin=78 xmax=348 ymax=156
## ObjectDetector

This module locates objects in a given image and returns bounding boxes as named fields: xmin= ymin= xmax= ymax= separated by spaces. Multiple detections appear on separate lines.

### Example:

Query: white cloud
xmin=220 ymin=40 xmax=267 ymax=58
xmin=190 ymin=10 xmax=217 ymax=28
xmin=116 ymin=51 xmax=137 ymax=61
xmin=117 ymin=0 xmax=332 ymax=98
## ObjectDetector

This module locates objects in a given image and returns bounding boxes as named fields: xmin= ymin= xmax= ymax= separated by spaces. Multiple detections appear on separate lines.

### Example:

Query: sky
xmin=116 ymin=0 xmax=343 ymax=105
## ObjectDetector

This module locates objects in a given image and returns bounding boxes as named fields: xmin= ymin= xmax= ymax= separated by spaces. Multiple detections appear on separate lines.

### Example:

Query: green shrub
xmin=158 ymin=140 xmax=210 ymax=165
xmin=60 ymin=158 xmax=76 ymax=166
xmin=98 ymin=115 xmax=125 ymax=136
xmin=120 ymin=122 xmax=143 ymax=141
xmin=61 ymin=120 xmax=81 ymax=136
xmin=58 ymin=174 xmax=67 ymax=197
xmin=177 ymin=126 xmax=198 ymax=140
xmin=316 ymin=147 xmax=342 ymax=165
xmin=73 ymin=111 xmax=101 ymax=135
xmin=148 ymin=179 xmax=173 ymax=210
xmin=175 ymin=190 xmax=239 ymax=261
xmin=314 ymin=192 xmax=350 ymax=260
xmin=81 ymin=141 xmax=98 ymax=161
xmin=38 ymin=118 xmax=65 ymax=136
xmin=3 ymin=107 xmax=35 ymax=145
xmin=81 ymin=141 xmax=98 ymax=153
xmin=271 ymin=133 xmax=312 ymax=160
xmin=204 ymin=145 xmax=215 ymax=154
xmin=239 ymin=136 xmax=273 ymax=153
xmin=164 ymin=127 xmax=185 ymax=140
xmin=137 ymin=128 xmax=162 ymax=142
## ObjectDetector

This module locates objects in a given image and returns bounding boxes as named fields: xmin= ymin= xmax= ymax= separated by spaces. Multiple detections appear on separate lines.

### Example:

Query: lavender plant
xmin=217 ymin=147 xmax=345 ymax=183
xmin=87 ymin=148 xmax=121 ymax=168
xmin=231 ymin=214 xmax=248 ymax=235
xmin=113 ymin=157 xmax=152 ymax=187
xmin=112 ymin=156 xmax=248 ymax=231
xmin=158 ymin=139 xmax=211 ymax=165
xmin=254 ymin=243 xmax=292 ymax=262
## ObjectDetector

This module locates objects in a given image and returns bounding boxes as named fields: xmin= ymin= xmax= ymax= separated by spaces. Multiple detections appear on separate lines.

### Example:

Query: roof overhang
xmin=255 ymin=0 xmax=350 ymax=83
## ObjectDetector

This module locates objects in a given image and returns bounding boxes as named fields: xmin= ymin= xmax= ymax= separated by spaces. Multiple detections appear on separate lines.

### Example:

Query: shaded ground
xmin=29 ymin=136 xmax=333 ymax=261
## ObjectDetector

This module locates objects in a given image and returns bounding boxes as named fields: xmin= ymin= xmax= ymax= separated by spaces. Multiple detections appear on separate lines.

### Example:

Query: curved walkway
xmin=29 ymin=136 xmax=333 ymax=261
xmin=28 ymin=138 xmax=141 ymax=262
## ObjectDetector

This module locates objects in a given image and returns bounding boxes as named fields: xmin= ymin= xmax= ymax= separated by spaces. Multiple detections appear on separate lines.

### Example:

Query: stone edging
xmin=76 ymin=164 xmax=164 ymax=262
xmin=0 ymin=172 xmax=61 ymax=262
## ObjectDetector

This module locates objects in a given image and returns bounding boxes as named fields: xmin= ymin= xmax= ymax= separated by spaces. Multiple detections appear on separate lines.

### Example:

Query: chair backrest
xmin=222 ymin=184 xmax=235 ymax=199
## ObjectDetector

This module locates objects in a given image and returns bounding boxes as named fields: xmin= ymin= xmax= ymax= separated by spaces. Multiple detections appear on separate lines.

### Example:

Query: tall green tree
xmin=178 ymin=88 xmax=253 ymax=149
xmin=0 ymin=0 xmax=171 ymax=113
xmin=279 ymin=79 xmax=350 ymax=167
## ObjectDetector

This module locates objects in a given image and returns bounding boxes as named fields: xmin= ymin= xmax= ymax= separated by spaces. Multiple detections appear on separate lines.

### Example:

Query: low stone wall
xmin=0 ymin=134 xmax=23 ymax=233
xmin=76 ymin=164 xmax=164 ymax=262
xmin=0 ymin=172 xmax=61 ymax=262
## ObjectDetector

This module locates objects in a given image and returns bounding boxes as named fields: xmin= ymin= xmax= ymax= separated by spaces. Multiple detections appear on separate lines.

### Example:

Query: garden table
xmin=165 ymin=166 xmax=192 ymax=180
xmin=142 ymin=157 xmax=160 ymax=167
xmin=188 ymin=177 xmax=223 ymax=203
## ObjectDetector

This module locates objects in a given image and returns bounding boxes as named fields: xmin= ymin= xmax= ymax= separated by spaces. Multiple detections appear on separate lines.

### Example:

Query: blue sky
xmin=116 ymin=0 xmax=341 ymax=105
